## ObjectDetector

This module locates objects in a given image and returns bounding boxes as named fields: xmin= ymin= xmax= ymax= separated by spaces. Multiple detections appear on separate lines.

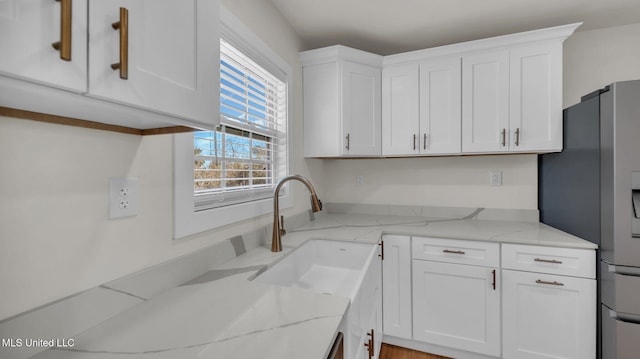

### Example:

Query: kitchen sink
xmin=254 ymin=239 xmax=377 ymax=300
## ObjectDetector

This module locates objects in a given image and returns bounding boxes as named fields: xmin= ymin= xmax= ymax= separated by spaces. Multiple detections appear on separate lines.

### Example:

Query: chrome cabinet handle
xmin=423 ymin=133 xmax=427 ymax=150
xmin=536 ymin=279 xmax=564 ymax=286
xmin=515 ymin=128 xmax=520 ymax=146
xmin=501 ymin=128 xmax=506 ymax=147
xmin=52 ymin=0 xmax=72 ymax=61
xmin=534 ymin=258 xmax=563 ymax=264
xmin=345 ymin=133 xmax=350 ymax=150
xmin=413 ymin=134 xmax=416 ymax=150
xmin=111 ymin=7 xmax=129 ymax=79
xmin=443 ymin=249 xmax=465 ymax=255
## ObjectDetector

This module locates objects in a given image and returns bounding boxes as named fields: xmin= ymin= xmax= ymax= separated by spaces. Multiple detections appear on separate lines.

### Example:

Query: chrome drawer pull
xmin=534 ymin=258 xmax=563 ymax=264
xmin=443 ymin=249 xmax=465 ymax=255
xmin=536 ymin=279 xmax=564 ymax=286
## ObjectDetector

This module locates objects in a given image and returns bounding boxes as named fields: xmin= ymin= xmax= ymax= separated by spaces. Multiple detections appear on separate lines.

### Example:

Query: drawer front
xmin=412 ymin=237 xmax=499 ymax=267
xmin=502 ymin=244 xmax=595 ymax=278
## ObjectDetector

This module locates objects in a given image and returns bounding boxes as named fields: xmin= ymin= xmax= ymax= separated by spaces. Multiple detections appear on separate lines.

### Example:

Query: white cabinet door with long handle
xmin=419 ymin=57 xmax=461 ymax=155
xmin=502 ymin=269 xmax=596 ymax=359
xmin=412 ymin=260 xmax=501 ymax=357
xmin=461 ymin=49 xmax=509 ymax=153
xmin=382 ymin=63 xmax=420 ymax=156
xmin=88 ymin=0 xmax=219 ymax=128
xmin=0 ymin=0 xmax=87 ymax=92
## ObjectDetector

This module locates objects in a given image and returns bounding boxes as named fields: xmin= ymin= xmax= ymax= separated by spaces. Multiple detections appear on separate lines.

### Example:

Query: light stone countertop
xmin=28 ymin=212 xmax=596 ymax=359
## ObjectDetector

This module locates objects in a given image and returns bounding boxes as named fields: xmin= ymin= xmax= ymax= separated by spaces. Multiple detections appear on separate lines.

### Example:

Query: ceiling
xmin=269 ymin=0 xmax=640 ymax=55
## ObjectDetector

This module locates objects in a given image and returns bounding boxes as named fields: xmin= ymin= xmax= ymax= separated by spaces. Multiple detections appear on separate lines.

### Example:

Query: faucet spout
xmin=272 ymin=175 xmax=322 ymax=252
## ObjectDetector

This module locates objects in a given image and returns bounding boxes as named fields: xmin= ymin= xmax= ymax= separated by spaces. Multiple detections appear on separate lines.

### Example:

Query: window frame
xmin=173 ymin=6 xmax=292 ymax=239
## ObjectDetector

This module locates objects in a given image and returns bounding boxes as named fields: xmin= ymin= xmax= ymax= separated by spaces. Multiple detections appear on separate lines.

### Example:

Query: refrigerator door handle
xmin=608 ymin=308 xmax=640 ymax=325
xmin=606 ymin=262 xmax=640 ymax=276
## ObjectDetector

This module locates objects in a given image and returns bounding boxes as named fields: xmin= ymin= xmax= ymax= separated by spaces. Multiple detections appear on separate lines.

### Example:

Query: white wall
xmin=0 ymin=1 xmax=311 ymax=321
xmin=563 ymin=22 xmax=640 ymax=108
xmin=321 ymin=22 xmax=640 ymax=210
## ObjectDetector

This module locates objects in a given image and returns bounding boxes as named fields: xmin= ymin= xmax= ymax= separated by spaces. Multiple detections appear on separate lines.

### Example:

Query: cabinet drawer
xmin=412 ymin=237 xmax=499 ymax=267
xmin=502 ymin=244 xmax=595 ymax=278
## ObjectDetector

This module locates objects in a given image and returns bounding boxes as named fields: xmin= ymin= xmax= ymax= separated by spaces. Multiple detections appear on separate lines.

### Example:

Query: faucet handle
xmin=279 ymin=215 xmax=287 ymax=236
xmin=310 ymin=194 xmax=322 ymax=212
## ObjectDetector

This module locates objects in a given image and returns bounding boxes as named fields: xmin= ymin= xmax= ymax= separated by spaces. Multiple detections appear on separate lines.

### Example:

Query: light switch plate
xmin=109 ymin=178 xmax=138 ymax=219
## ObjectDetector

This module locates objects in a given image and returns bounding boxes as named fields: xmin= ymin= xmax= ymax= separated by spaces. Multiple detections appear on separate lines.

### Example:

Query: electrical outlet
xmin=490 ymin=171 xmax=503 ymax=186
xmin=109 ymin=178 xmax=138 ymax=219
xmin=356 ymin=175 xmax=364 ymax=186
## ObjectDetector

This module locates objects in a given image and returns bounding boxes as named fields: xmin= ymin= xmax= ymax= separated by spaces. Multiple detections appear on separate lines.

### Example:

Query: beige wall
xmin=563 ymin=22 xmax=640 ymax=108
xmin=323 ymin=155 xmax=538 ymax=209
xmin=321 ymin=22 xmax=640 ymax=210
xmin=0 ymin=1 xmax=310 ymax=321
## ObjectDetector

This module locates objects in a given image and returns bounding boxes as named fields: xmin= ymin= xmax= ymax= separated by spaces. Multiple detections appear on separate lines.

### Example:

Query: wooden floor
xmin=379 ymin=344 xmax=452 ymax=359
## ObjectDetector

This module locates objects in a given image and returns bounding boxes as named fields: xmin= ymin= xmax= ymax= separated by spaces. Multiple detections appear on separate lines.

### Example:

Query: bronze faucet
xmin=272 ymin=175 xmax=322 ymax=252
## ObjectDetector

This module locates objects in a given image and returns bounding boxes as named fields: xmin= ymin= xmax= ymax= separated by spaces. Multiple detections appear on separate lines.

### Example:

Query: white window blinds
xmin=193 ymin=39 xmax=288 ymax=210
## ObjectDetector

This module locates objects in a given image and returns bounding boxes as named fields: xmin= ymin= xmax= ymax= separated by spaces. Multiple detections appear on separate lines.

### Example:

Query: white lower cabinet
xmin=380 ymin=237 xmax=596 ymax=359
xmin=381 ymin=235 xmax=412 ymax=339
xmin=412 ymin=260 xmax=501 ymax=357
xmin=348 ymin=243 xmax=383 ymax=359
xmin=502 ymin=269 xmax=596 ymax=359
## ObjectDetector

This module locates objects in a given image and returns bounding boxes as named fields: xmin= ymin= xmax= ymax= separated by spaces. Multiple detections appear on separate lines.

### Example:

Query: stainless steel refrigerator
xmin=539 ymin=80 xmax=640 ymax=359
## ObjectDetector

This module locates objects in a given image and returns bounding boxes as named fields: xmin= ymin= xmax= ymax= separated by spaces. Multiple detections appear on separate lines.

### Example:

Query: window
xmin=193 ymin=39 xmax=287 ymax=211
xmin=173 ymin=7 xmax=292 ymax=239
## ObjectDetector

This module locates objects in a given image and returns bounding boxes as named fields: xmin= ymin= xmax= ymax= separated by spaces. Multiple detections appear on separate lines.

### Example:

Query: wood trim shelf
xmin=380 ymin=344 xmax=451 ymax=359
xmin=0 ymin=107 xmax=196 ymax=136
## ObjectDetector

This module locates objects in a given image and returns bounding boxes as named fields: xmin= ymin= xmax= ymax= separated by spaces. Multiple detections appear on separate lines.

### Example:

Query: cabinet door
xmin=509 ymin=41 xmax=563 ymax=152
xmin=382 ymin=64 xmax=419 ymax=156
xmin=342 ymin=61 xmax=381 ymax=156
xmin=462 ymin=50 xmax=509 ymax=153
xmin=382 ymin=235 xmax=412 ymax=339
xmin=303 ymin=62 xmax=341 ymax=157
xmin=374 ymin=290 xmax=383 ymax=358
xmin=0 ymin=0 xmax=87 ymax=92
xmin=413 ymin=260 xmax=500 ymax=356
xmin=88 ymin=0 xmax=218 ymax=128
xmin=502 ymin=270 xmax=596 ymax=359
xmin=419 ymin=57 xmax=461 ymax=155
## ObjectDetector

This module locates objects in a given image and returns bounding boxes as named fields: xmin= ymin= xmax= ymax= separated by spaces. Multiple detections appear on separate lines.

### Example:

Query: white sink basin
xmin=254 ymin=239 xmax=377 ymax=300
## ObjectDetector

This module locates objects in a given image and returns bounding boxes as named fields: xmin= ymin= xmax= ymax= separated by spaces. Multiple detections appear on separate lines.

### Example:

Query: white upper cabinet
xmin=383 ymin=22 xmax=580 ymax=157
xmin=0 ymin=0 xmax=219 ymax=130
xmin=301 ymin=46 xmax=382 ymax=157
xmin=419 ymin=57 xmax=462 ymax=155
xmin=88 ymin=0 xmax=218 ymax=127
xmin=0 ymin=0 xmax=87 ymax=93
xmin=461 ymin=49 xmax=510 ymax=153
xmin=342 ymin=61 xmax=382 ymax=156
xmin=462 ymin=42 xmax=563 ymax=153
xmin=382 ymin=58 xmax=461 ymax=157
xmin=509 ymin=41 xmax=563 ymax=152
xmin=382 ymin=63 xmax=420 ymax=156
